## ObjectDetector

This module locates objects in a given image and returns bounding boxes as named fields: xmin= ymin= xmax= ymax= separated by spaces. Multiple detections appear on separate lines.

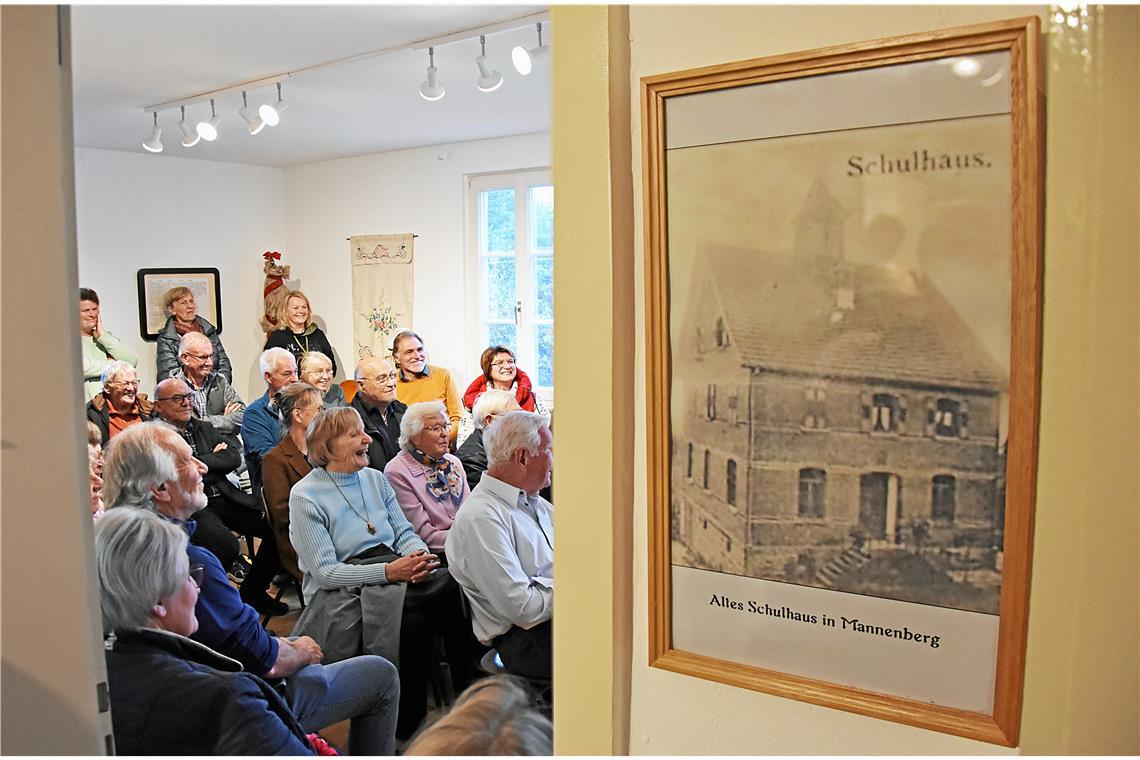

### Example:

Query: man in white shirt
xmin=445 ymin=410 xmax=553 ymax=680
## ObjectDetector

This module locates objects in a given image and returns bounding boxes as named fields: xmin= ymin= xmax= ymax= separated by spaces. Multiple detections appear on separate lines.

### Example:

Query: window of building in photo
xmin=932 ymin=397 xmax=963 ymax=437
xmin=931 ymin=474 xmax=957 ymax=521
xmin=702 ymin=449 xmax=710 ymax=490
xmin=467 ymin=169 xmax=553 ymax=402
xmin=798 ymin=467 xmax=827 ymax=517
xmin=726 ymin=459 xmax=737 ymax=506
xmin=866 ymin=392 xmax=905 ymax=433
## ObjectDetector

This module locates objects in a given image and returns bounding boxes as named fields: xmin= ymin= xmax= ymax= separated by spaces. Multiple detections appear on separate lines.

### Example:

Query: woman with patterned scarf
xmin=383 ymin=401 xmax=470 ymax=565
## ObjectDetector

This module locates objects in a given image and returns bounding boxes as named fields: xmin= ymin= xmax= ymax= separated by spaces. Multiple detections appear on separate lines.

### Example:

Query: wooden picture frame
xmin=643 ymin=18 xmax=1042 ymax=745
xmin=136 ymin=267 xmax=222 ymax=340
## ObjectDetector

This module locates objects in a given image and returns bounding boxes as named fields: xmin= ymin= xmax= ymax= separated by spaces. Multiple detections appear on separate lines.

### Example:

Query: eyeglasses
xmin=309 ymin=368 xmax=334 ymax=377
xmin=364 ymin=373 xmax=399 ymax=383
xmin=157 ymin=393 xmax=194 ymax=405
xmin=110 ymin=380 xmax=141 ymax=388
xmin=491 ymin=359 xmax=516 ymax=368
xmin=189 ymin=564 xmax=205 ymax=588
xmin=183 ymin=352 xmax=212 ymax=362
xmin=424 ymin=423 xmax=452 ymax=435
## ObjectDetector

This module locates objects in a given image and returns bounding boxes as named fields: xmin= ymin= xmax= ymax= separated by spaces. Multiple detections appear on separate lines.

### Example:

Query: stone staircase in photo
xmin=815 ymin=546 xmax=873 ymax=588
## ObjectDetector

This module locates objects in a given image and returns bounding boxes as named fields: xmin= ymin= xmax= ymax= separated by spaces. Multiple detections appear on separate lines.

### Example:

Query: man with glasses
xmin=171 ymin=331 xmax=245 ymax=436
xmin=86 ymin=361 xmax=153 ymax=445
xmin=154 ymin=378 xmax=282 ymax=615
xmin=391 ymin=330 xmax=462 ymax=447
xmin=351 ymin=356 xmax=407 ymax=470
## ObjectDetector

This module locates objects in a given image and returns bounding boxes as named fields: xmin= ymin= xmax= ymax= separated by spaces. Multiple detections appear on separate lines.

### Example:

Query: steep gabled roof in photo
xmin=698 ymin=242 xmax=1007 ymax=390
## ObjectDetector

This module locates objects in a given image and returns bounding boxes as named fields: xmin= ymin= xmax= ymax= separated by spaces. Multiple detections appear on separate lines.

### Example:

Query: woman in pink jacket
xmin=383 ymin=400 xmax=470 ymax=563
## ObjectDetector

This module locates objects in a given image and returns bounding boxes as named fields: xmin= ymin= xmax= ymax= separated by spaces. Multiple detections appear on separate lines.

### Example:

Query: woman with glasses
xmin=95 ymin=507 xmax=315 ymax=755
xmin=289 ymin=406 xmax=475 ymax=740
xmin=383 ymin=401 xmax=470 ymax=562
xmin=86 ymin=361 xmax=155 ymax=445
xmin=462 ymin=345 xmax=547 ymax=415
xmin=299 ymin=351 xmax=346 ymax=408
xmin=155 ymin=287 xmax=233 ymax=383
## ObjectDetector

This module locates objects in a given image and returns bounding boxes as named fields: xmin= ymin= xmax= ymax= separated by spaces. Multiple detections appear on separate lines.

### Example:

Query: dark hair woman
xmin=462 ymin=345 xmax=546 ymax=414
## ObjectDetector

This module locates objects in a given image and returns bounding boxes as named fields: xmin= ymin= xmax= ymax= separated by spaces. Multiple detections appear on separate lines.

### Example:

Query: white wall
xmin=282 ymin=131 xmax=550 ymax=383
xmin=75 ymin=148 xmax=286 ymax=402
xmin=75 ymin=131 xmax=551 ymax=401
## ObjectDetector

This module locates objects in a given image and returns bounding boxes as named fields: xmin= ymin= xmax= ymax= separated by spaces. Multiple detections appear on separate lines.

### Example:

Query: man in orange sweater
xmin=391 ymin=330 xmax=461 ymax=447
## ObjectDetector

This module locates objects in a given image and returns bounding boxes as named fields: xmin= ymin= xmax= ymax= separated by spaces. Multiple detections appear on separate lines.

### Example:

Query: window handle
xmin=516 ymin=299 xmax=522 ymax=327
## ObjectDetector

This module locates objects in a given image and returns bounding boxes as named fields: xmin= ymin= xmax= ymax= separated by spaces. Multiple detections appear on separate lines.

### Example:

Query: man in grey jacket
xmin=171 ymin=332 xmax=245 ymax=436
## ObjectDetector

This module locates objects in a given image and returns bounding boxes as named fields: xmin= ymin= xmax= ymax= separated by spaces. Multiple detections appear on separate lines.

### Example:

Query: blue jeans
xmin=285 ymin=656 xmax=399 ymax=756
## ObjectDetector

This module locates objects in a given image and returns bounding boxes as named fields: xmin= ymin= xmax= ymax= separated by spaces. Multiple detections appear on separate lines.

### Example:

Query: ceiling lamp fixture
xmin=259 ymin=82 xmax=288 ymax=127
xmin=419 ymin=46 xmax=445 ymax=101
xmin=141 ymin=111 xmax=163 ymax=153
xmin=511 ymin=22 xmax=549 ymax=76
xmin=239 ymin=91 xmax=266 ymax=135
xmin=177 ymin=106 xmax=200 ymax=148
xmin=196 ymin=98 xmax=222 ymax=141
xmin=475 ymin=35 xmax=503 ymax=93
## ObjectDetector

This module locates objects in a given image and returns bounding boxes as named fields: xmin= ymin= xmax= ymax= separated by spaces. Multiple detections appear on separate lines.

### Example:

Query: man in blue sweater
xmin=242 ymin=347 xmax=298 ymax=490
xmin=102 ymin=422 xmax=399 ymax=755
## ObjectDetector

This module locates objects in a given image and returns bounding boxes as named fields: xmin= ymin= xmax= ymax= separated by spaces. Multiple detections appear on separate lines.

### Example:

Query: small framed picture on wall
xmin=136 ymin=267 xmax=222 ymax=340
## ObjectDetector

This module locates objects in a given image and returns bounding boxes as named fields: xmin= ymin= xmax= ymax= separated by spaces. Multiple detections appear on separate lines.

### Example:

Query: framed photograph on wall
xmin=642 ymin=18 xmax=1043 ymax=745
xmin=136 ymin=267 xmax=222 ymax=340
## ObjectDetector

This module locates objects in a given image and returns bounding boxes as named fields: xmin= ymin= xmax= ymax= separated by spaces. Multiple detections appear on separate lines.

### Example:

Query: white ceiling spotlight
xmin=419 ymin=46 xmax=445 ymax=102
xmin=239 ymin=91 xmax=266 ymax=135
xmin=259 ymin=82 xmax=288 ymax=127
xmin=142 ymin=111 xmax=163 ymax=153
xmin=196 ymin=98 xmax=222 ymax=141
xmin=511 ymin=22 xmax=549 ymax=76
xmin=177 ymin=106 xmax=200 ymax=148
xmin=475 ymin=35 xmax=503 ymax=93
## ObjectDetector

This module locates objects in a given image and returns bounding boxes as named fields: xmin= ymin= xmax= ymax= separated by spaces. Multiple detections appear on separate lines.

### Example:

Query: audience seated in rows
xmin=171 ymin=331 xmax=245 ymax=436
xmin=447 ymin=411 xmax=554 ymax=682
xmin=456 ymin=389 xmax=521 ymax=489
xmin=102 ymin=422 xmax=400 ymax=755
xmin=156 ymin=286 xmax=232 ymax=384
xmin=79 ymin=288 xmax=138 ymax=403
xmin=301 ymin=351 xmax=346 ymax=408
xmin=462 ymin=344 xmax=547 ymax=415
xmin=261 ymin=382 xmax=323 ymax=581
xmin=87 ymin=361 xmax=153 ymax=445
xmin=352 ymin=356 xmax=406 ymax=470
xmin=243 ymin=348 xmax=299 ymax=489
xmin=405 ymin=675 xmax=553 ymax=756
xmin=264 ymin=290 xmax=337 ymax=377
xmin=154 ymin=377 xmax=283 ymax=616
xmin=391 ymin=331 xmax=461 ymax=447
xmin=384 ymin=401 xmax=469 ymax=561
xmin=288 ymin=406 xmax=475 ymax=740
xmin=95 ymin=508 xmax=316 ymax=755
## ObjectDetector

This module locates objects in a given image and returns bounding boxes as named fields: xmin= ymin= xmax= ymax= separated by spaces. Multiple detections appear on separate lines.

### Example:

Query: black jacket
xmin=263 ymin=325 xmax=336 ymax=377
xmin=156 ymin=315 xmax=233 ymax=384
xmin=456 ymin=427 xmax=488 ymax=489
xmin=351 ymin=394 xmax=406 ymax=472
xmin=105 ymin=628 xmax=313 ymax=755
xmin=182 ymin=417 xmax=256 ymax=510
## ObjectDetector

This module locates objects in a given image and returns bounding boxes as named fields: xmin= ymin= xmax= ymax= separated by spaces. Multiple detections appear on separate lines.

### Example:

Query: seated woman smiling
xmin=289 ymin=406 xmax=475 ymax=740
xmin=95 ymin=508 xmax=314 ymax=756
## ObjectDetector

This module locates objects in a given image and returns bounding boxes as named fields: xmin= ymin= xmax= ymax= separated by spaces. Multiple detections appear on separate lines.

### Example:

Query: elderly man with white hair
xmin=170 ymin=331 xmax=245 ymax=436
xmin=86 ymin=360 xmax=154 ymax=445
xmin=445 ymin=410 xmax=553 ymax=681
xmin=103 ymin=422 xmax=401 ymax=755
xmin=242 ymin=347 xmax=298 ymax=488
xmin=455 ymin=389 xmax=521 ymax=489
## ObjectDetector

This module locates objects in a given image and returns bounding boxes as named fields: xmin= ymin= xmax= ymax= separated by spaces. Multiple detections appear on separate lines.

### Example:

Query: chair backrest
xmin=340 ymin=379 xmax=358 ymax=403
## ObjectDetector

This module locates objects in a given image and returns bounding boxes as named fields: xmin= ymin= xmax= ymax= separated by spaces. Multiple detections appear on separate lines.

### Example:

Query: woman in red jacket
xmin=462 ymin=345 xmax=547 ymax=414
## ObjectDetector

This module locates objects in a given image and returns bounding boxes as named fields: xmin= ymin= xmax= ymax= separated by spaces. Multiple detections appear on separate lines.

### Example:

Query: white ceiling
xmin=70 ymin=5 xmax=552 ymax=167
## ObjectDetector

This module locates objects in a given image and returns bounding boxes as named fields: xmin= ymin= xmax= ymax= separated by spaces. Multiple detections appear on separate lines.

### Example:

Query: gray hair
xmin=483 ymin=411 xmax=549 ymax=469
xmin=101 ymin=360 xmax=137 ymax=387
xmin=95 ymin=507 xmax=188 ymax=632
xmin=177 ymin=331 xmax=212 ymax=357
xmin=275 ymin=382 xmax=322 ymax=439
xmin=472 ymin=389 xmax=519 ymax=430
xmin=390 ymin=329 xmax=424 ymax=355
xmin=102 ymin=422 xmax=178 ymax=511
xmin=306 ymin=406 xmax=364 ymax=468
xmin=399 ymin=401 xmax=448 ymax=453
xmin=299 ymin=351 xmax=332 ymax=378
xmin=259 ymin=346 xmax=295 ymax=376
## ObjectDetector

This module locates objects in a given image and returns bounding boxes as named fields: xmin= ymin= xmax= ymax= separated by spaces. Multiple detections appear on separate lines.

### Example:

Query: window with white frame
xmin=467 ymin=170 xmax=554 ymax=402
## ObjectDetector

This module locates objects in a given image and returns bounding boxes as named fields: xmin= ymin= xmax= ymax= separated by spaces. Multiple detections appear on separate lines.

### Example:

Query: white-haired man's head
xmin=102 ymin=421 xmax=207 ymax=521
xmin=472 ymin=389 xmax=522 ymax=430
xmin=483 ymin=411 xmax=552 ymax=495
xmin=259 ymin=347 xmax=298 ymax=394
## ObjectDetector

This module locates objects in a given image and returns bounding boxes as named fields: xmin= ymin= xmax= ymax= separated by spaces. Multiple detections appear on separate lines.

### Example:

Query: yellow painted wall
xmin=552 ymin=4 xmax=1138 ymax=755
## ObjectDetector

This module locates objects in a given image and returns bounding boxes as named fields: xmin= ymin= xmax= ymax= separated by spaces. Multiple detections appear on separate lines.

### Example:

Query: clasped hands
xmin=386 ymin=549 xmax=440 ymax=584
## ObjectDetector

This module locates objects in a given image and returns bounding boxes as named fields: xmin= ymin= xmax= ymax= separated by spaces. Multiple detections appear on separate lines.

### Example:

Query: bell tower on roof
xmin=793 ymin=178 xmax=847 ymax=264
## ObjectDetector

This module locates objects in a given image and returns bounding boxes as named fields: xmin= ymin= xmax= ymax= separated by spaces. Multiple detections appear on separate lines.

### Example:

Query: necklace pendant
xmin=367 ymin=522 xmax=377 ymax=535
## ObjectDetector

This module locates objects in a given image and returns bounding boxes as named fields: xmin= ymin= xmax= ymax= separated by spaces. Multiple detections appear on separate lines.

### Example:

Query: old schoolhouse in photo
xmin=671 ymin=181 xmax=1007 ymax=610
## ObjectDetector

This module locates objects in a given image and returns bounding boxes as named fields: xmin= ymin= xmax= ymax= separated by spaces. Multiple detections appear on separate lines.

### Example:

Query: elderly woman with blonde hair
xmin=264 ymin=290 xmax=337 ymax=377
xmin=383 ymin=401 xmax=470 ymax=559
xmin=289 ymin=406 xmax=475 ymax=739
xmin=155 ymin=286 xmax=232 ymax=383
xmin=299 ymin=351 xmax=345 ymax=407
xmin=405 ymin=675 xmax=552 ymax=756
xmin=95 ymin=508 xmax=315 ymax=755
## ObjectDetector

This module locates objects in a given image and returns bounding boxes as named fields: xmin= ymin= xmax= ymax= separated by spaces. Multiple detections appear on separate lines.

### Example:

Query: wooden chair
xmin=340 ymin=379 xmax=358 ymax=403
